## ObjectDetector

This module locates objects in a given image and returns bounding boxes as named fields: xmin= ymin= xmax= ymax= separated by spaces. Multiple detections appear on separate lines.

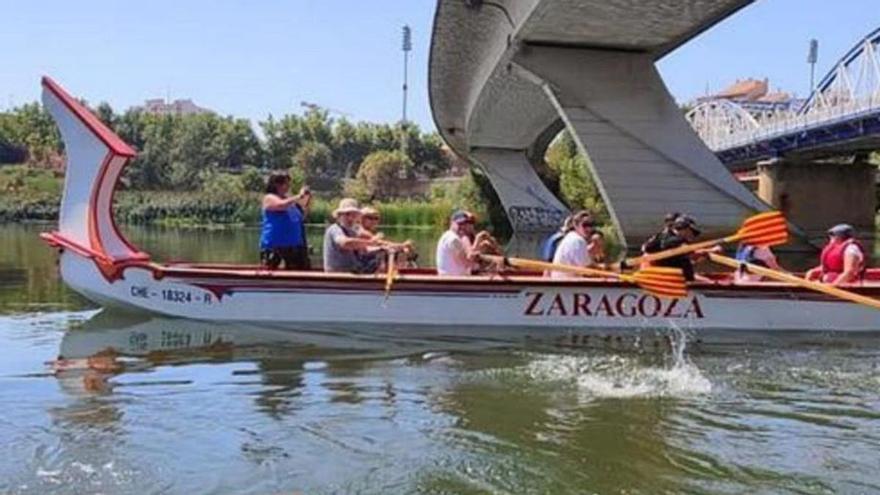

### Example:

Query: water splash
xmin=524 ymin=327 xmax=712 ymax=400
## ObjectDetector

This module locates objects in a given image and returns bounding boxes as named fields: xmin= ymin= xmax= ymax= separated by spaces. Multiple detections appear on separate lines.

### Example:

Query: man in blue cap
xmin=436 ymin=210 xmax=479 ymax=276
xmin=806 ymin=224 xmax=866 ymax=285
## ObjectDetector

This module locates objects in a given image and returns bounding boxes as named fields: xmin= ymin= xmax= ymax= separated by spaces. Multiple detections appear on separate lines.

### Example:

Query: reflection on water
xmin=2 ymin=224 xmax=880 ymax=493
xmin=0 ymin=309 xmax=877 ymax=493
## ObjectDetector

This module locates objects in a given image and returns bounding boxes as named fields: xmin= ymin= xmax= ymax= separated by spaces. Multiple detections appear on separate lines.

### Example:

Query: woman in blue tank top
xmin=259 ymin=172 xmax=312 ymax=270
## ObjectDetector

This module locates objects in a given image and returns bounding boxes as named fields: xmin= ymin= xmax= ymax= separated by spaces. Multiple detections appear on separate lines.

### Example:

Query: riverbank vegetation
xmin=0 ymin=165 xmax=488 ymax=229
xmin=0 ymin=99 xmax=610 ymax=234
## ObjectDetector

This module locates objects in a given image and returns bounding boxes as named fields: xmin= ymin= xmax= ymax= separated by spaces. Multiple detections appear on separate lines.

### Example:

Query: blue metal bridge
xmin=688 ymin=27 xmax=880 ymax=170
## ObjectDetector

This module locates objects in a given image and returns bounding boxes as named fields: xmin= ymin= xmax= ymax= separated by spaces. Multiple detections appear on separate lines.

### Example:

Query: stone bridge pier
xmin=756 ymin=158 xmax=877 ymax=240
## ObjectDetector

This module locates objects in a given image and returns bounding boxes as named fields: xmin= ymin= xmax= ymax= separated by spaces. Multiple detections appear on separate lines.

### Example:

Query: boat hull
xmin=58 ymin=252 xmax=880 ymax=335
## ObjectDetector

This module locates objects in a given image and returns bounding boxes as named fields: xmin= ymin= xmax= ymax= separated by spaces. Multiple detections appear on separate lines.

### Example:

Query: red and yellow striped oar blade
xmin=480 ymin=255 xmax=689 ymax=299
xmin=621 ymin=266 xmax=689 ymax=299
xmin=627 ymin=210 xmax=790 ymax=267
xmin=729 ymin=210 xmax=788 ymax=247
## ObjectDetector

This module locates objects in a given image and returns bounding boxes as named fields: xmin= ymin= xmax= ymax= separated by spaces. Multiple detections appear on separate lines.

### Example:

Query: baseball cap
xmin=451 ymin=210 xmax=474 ymax=224
xmin=827 ymin=223 xmax=854 ymax=238
xmin=673 ymin=215 xmax=701 ymax=236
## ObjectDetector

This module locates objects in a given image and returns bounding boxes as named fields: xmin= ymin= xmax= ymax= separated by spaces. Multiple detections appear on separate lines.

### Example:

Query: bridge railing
xmin=698 ymin=95 xmax=880 ymax=152
xmin=691 ymin=26 xmax=880 ymax=154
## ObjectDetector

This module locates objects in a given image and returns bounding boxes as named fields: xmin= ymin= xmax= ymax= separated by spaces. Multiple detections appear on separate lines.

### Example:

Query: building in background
xmin=139 ymin=98 xmax=211 ymax=116
xmin=697 ymin=78 xmax=803 ymax=120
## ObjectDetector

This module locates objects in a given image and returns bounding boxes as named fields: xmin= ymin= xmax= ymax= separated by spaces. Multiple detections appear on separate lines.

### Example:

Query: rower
xmin=322 ymin=198 xmax=384 ymax=274
xmin=641 ymin=212 xmax=681 ymax=254
xmin=358 ymin=206 xmax=415 ymax=269
xmin=655 ymin=215 xmax=716 ymax=282
xmin=805 ymin=224 xmax=866 ymax=285
xmin=733 ymin=243 xmax=783 ymax=283
xmin=436 ymin=211 xmax=479 ymax=276
xmin=549 ymin=210 xmax=596 ymax=279
xmin=588 ymin=231 xmax=607 ymax=269
xmin=259 ymin=172 xmax=311 ymax=270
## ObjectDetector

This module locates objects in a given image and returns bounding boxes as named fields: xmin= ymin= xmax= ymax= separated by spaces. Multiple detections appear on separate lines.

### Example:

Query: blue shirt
xmin=260 ymin=206 xmax=304 ymax=249
xmin=540 ymin=231 xmax=565 ymax=261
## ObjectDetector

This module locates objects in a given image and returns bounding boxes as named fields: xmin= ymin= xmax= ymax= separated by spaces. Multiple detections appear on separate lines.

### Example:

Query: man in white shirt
xmin=436 ymin=211 xmax=478 ymax=276
xmin=550 ymin=211 xmax=595 ymax=279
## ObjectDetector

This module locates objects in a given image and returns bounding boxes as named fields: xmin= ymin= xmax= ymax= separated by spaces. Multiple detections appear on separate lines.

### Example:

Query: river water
xmin=1 ymin=223 xmax=879 ymax=494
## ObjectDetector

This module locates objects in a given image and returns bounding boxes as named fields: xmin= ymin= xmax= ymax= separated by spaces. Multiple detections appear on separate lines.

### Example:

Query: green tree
xmin=241 ymin=166 xmax=265 ymax=193
xmin=168 ymin=114 xmax=225 ymax=189
xmin=293 ymin=141 xmax=333 ymax=182
xmin=219 ymin=117 xmax=262 ymax=170
xmin=201 ymin=170 xmax=245 ymax=197
xmin=261 ymin=114 xmax=304 ymax=170
xmin=544 ymin=130 xmax=609 ymax=223
xmin=300 ymin=108 xmax=333 ymax=146
xmin=129 ymin=114 xmax=175 ymax=189
xmin=0 ymin=103 xmax=61 ymax=167
xmin=332 ymin=119 xmax=371 ymax=178
xmin=346 ymin=150 xmax=411 ymax=201
xmin=95 ymin=102 xmax=116 ymax=128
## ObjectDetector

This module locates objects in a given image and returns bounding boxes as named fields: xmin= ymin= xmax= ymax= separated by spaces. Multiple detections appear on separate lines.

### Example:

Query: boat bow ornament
xmin=429 ymin=0 xmax=769 ymax=245
xmin=40 ymin=76 xmax=149 ymax=280
xmin=688 ymin=26 xmax=880 ymax=161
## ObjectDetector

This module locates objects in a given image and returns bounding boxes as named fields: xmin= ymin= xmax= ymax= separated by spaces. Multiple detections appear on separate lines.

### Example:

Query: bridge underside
xmin=430 ymin=0 xmax=770 ymax=247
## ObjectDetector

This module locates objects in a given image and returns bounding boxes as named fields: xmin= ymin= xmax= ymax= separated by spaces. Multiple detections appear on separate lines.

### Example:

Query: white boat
xmin=39 ymin=77 xmax=880 ymax=336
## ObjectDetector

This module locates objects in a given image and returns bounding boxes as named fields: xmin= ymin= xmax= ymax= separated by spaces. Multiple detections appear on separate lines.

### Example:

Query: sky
xmin=2 ymin=0 xmax=879 ymax=132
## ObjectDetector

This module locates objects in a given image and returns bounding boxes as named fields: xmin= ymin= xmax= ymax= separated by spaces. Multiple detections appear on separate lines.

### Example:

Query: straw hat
xmin=360 ymin=206 xmax=380 ymax=218
xmin=333 ymin=198 xmax=361 ymax=217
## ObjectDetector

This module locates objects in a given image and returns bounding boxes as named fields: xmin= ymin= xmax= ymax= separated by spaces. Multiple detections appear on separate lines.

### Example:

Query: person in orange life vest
xmin=805 ymin=224 xmax=866 ymax=285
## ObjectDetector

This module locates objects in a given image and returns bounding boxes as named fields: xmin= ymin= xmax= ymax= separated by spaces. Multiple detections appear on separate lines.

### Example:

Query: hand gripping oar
xmin=708 ymin=253 xmax=880 ymax=311
xmin=481 ymin=255 xmax=688 ymax=299
xmin=625 ymin=211 xmax=789 ymax=268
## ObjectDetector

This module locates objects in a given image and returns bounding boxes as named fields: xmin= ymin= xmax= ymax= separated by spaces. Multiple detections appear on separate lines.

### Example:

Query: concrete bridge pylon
xmin=429 ymin=0 xmax=776 ymax=249
xmin=511 ymin=45 xmax=769 ymax=242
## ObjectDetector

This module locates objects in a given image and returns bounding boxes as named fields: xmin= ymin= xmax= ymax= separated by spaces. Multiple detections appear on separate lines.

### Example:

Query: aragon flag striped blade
xmin=625 ymin=267 xmax=688 ymax=299
xmin=733 ymin=211 xmax=788 ymax=247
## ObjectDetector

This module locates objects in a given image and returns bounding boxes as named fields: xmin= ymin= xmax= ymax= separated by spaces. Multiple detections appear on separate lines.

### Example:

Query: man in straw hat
xmin=323 ymin=198 xmax=385 ymax=273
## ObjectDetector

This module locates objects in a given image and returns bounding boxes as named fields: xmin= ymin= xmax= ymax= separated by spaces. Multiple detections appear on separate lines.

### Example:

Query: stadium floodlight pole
xmin=807 ymin=38 xmax=819 ymax=91
xmin=402 ymin=25 xmax=412 ymax=125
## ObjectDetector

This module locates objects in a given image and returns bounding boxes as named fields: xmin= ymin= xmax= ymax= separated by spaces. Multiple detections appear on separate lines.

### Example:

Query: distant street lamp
xmin=402 ymin=25 xmax=412 ymax=125
xmin=807 ymin=39 xmax=819 ymax=92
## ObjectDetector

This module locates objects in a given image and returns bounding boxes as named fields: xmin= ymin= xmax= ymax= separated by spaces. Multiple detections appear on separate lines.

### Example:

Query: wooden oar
xmin=626 ymin=211 xmax=789 ymax=267
xmin=481 ymin=255 xmax=688 ymax=299
xmin=708 ymin=253 xmax=880 ymax=311
xmin=383 ymin=249 xmax=398 ymax=302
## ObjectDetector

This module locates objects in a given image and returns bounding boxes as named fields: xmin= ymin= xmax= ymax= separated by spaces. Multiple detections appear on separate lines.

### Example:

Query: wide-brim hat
xmin=333 ymin=198 xmax=362 ymax=217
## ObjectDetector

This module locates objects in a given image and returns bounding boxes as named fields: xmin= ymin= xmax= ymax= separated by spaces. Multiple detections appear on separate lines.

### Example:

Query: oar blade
xmin=632 ymin=266 xmax=689 ymax=298
xmin=737 ymin=211 xmax=789 ymax=247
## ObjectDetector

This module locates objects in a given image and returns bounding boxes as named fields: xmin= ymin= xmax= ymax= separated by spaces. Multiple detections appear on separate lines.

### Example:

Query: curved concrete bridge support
xmin=429 ymin=0 xmax=768 ymax=248
xmin=512 ymin=45 xmax=768 ymax=240
xmin=471 ymin=147 xmax=568 ymax=232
